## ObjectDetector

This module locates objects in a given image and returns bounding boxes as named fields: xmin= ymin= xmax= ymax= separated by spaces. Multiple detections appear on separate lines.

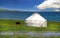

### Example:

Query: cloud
xmin=36 ymin=0 xmax=60 ymax=9
xmin=53 ymin=9 xmax=60 ymax=12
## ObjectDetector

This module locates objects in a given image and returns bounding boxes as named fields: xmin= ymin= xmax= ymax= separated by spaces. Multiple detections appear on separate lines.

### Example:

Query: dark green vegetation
xmin=0 ymin=19 xmax=60 ymax=32
xmin=0 ymin=35 xmax=60 ymax=38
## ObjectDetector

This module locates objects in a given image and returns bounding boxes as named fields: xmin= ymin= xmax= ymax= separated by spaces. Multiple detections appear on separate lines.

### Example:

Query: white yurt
xmin=25 ymin=13 xmax=47 ymax=27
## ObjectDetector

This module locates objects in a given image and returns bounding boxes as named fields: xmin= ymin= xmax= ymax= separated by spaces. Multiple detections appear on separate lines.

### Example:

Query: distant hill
xmin=0 ymin=8 xmax=36 ymax=12
xmin=0 ymin=8 xmax=23 ymax=12
xmin=0 ymin=8 xmax=60 ymax=13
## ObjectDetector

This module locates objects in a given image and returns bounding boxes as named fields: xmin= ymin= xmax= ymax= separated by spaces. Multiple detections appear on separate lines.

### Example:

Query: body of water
xmin=0 ymin=11 xmax=60 ymax=22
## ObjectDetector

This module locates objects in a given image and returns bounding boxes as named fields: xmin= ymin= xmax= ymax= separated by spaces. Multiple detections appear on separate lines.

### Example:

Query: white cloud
xmin=53 ymin=9 xmax=60 ymax=12
xmin=36 ymin=0 xmax=60 ymax=9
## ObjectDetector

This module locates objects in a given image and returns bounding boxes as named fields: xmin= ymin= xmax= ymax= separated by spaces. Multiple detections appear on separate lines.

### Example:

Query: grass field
xmin=0 ymin=19 xmax=60 ymax=32
xmin=0 ymin=19 xmax=60 ymax=38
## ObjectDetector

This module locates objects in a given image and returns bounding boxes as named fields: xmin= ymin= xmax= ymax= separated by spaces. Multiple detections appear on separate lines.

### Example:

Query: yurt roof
xmin=26 ymin=13 xmax=47 ymax=21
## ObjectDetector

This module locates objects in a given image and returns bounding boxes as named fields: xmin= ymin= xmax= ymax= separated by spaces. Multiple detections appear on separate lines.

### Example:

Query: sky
xmin=0 ymin=0 xmax=43 ymax=11
xmin=0 ymin=0 xmax=60 ymax=12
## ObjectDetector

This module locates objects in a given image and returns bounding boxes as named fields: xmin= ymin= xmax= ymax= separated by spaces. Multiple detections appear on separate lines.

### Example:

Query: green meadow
xmin=0 ymin=19 xmax=60 ymax=38
xmin=0 ymin=19 xmax=60 ymax=32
